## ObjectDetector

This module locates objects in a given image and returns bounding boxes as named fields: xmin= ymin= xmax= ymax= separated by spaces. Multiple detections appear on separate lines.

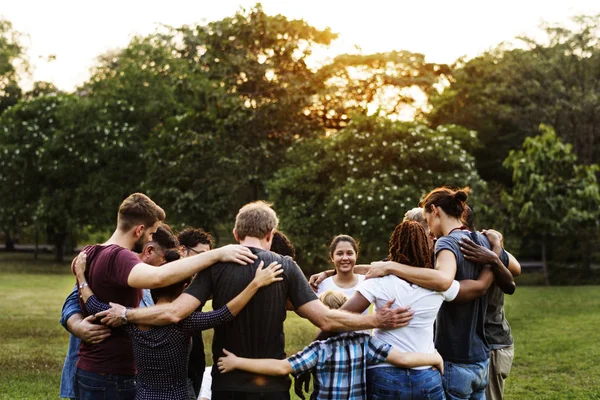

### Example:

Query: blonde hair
xmin=117 ymin=193 xmax=166 ymax=232
xmin=234 ymin=201 xmax=279 ymax=240
xmin=319 ymin=290 xmax=348 ymax=310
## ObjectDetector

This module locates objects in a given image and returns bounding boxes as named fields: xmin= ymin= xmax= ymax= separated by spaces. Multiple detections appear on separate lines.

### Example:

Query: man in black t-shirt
xmin=104 ymin=201 xmax=413 ymax=400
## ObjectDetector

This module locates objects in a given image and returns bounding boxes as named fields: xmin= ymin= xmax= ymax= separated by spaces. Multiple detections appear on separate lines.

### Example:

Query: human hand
xmin=375 ymin=299 xmax=413 ymax=329
xmin=253 ymin=261 xmax=284 ymax=287
xmin=217 ymin=245 xmax=258 ymax=265
xmin=365 ymin=261 xmax=389 ymax=280
xmin=76 ymin=314 xmax=111 ymax=345
xmin=217 ymin=349 xmax=238 ymax=373
xmin=459 ymin=237 xmax=499 ymax=265
xmin=97 ymin=302 xmax=127 ymax=328
xmin=308 ymin=272 xmax=328 ymax=292
xmin=74 ymin=252 xmax=87 ymax=280
xmin=433 ymin=350 xmax=444 ymax=375
xmin=482 ymin=229 xmax=503 ymax=251
xmin=294 ymin=371 xmax=311 ymax=400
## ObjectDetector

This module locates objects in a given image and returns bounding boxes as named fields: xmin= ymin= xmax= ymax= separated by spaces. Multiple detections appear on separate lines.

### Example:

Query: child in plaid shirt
xmin=217 ymin=290 xmax=443 ymax=400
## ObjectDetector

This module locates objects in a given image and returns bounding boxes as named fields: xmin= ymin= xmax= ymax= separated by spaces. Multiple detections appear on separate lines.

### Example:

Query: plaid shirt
xmin=288 ymin=332 xmax=391 ymax=400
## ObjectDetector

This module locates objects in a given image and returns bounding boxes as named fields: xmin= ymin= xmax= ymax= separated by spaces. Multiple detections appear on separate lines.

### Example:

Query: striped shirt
xmin=288 ymin=332 xmax=391 ymax=400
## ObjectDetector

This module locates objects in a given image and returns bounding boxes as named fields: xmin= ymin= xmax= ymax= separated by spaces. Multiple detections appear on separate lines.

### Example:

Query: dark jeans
xmin=442 ymin=359 xmax=489 ymax=400
xmin=212 ymin=391 xmax=290 ymax=400
xmin=367 ymin=366 xmax=445 ymax=400
xmin=74 ymin=368 xmax=136 ymax=400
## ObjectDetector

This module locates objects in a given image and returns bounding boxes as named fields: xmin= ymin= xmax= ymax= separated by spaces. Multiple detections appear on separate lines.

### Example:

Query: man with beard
xmin=71 ymin=193 xmax=256 ymax=400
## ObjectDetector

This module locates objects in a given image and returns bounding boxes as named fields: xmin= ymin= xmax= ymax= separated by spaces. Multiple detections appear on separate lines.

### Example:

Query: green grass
xmin=0 ymin=252 xmax=599 ymax=399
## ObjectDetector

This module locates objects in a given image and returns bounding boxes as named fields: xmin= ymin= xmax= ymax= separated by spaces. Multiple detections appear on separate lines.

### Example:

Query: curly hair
xmin=271 ymin=230 xmax=296 ymax=259
xmin=388 ymin=221 xmax=433 ymax=269
xmin=177 ymin=228 xmax=213 ymax=250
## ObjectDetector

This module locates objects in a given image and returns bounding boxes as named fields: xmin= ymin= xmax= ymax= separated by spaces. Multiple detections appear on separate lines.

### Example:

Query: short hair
xmin=403 ymin=207 xmax=425 ymax=224
xmin=117 ymin=193 xmax=166 ymax=232
xmin=270 ymin=231 xmax=296 ymax=259
xmin=319 ymin=290 xmax=348 ymax=309
xmin=234 ymin=201 xmax=279 ymax=241
xmin=150 ymin=224 xmax=178 ymax=251
xmin=420 ymin=187 xmax=469 ymax=219
xmin=328 ymin=235 xmax=359 ymax=258
xmin=177 ymin=228 xmax=214 ymax=250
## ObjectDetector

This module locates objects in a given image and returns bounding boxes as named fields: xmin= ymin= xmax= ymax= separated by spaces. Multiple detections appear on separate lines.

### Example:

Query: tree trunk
xmin=34 ymin=230 xmax=39 ymax=260
xmin=54 ymin=234 xmax=66 ymax=263
xmin=4 ymin=231 xmax=15 ymax=251
xmin=542 ymin=238 xmax=550 ymax=286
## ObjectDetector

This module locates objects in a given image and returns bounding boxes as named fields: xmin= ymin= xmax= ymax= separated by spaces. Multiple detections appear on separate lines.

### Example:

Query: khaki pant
xmin=486 ymin=345 xmax=514 ymax=400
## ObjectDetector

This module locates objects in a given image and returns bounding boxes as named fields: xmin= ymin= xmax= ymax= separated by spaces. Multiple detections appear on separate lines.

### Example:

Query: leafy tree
xmin=429 ymin=14 xmax=600 ymax=184
xmin=0 ymin=19 xmax=27 ymax=115
xmin=312 ymin=51 xmax=450 ymax=130
xmin=502 ymin=125 xmax=600 ymax=285
xmin=269 ymin=115 xmax=485 ymax=272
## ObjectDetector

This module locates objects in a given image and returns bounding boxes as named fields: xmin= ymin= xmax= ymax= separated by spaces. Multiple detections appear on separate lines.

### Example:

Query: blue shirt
xmin=288 ymin=332 xmax=391 ymax=400
xmin=434 ymin=230 xmax=491 ymax=363
xmin=59 ymin=285 xmax=82 ymax=400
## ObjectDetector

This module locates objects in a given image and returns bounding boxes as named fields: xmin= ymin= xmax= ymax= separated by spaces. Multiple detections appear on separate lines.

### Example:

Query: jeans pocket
xmin=77 ymin=380 xmax=107 ymax=400
xmin=117 ymin=379 xmax=136 ymax=400
xmin=422 ymin=384 xmax=446 ymax=400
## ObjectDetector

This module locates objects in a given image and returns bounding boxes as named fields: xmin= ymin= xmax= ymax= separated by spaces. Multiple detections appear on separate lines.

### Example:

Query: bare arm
xmin=217 ymin=349 xmax=293 ymax=375
xmin=315 ymin=292 xmax=372 ymax=341
xmin=98 ymin=293 xmax=202 ymax=327
xmin=296 ymin=298 xmax=412 ymax=332
xmin=460 ymin=236 xmax=515 ymax=295
xmin=127 ymin=245 xmax=257 ymax=289
xmin=65 ymin=313 xmax=111 ymax=345
xmin=97 ymin=261 xmax=283 ymax=327
xmin=309 ymin=265 xmax=371 ymax=291
xmin=366 ymin=250 xmax=457 ymax=292
xmin=507 ymin=251 xmax=521 ymax=277
xmin=386 ymin=349 xmax=444 ymax=373
xmin=453 ymin=266 xmax=494 ymax=303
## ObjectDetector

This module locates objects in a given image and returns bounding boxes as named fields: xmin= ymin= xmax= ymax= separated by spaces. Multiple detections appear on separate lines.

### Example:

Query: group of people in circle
xmin=59 ymin=185 xmax=519 ymax=400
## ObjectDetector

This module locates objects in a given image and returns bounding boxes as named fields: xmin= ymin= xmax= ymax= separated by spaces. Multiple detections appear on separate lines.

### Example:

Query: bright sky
xmin=3 ymin=0 xmax=600 ymax=91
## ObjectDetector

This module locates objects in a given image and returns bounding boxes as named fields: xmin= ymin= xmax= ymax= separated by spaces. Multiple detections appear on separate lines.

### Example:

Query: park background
xmin=1 ymin=1 xmax=600 ymax=398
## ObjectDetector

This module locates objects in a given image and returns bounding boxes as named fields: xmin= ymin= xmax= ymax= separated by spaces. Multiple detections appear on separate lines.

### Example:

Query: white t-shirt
xmin=198 ymin=366 xmax=212 ymax=400
xmin=357 ymin=275 xmax=460 ymax=369
xmin=317 ymin=274 xmax=368 ymax=314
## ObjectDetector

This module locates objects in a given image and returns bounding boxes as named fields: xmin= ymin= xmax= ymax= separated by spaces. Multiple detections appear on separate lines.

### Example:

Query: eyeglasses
xmin=186 ymin=246 xmax=202 ymax=256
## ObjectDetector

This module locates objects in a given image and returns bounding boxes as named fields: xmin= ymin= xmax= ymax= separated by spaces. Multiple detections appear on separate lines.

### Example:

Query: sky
xmin=2 ymin=0 xmax=600 ymax=91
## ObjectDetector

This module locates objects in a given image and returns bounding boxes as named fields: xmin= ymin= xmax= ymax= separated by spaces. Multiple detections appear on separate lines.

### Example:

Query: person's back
xmin=186 ymin=247 xmax=316 ymax=393
xmin=435 ymin=229 xmax=491 ymax=363
xmin=77 ymin=244 xmax=142 ymax=375
xmin=361 ymin=274 xmax=459 ymax=360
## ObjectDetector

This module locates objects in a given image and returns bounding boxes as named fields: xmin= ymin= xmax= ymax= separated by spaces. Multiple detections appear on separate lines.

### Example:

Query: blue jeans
xmin=75 ymin=368 xmax=136 ymax=400
xmin=367 ymin=366 xmax=445 ymax=399
xmin=442 ymin=359 xmax=489 ymax=400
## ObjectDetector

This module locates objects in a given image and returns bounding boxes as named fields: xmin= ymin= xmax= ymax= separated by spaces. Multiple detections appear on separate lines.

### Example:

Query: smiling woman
xmin=316 ymin=235 xmax=369 ymax=314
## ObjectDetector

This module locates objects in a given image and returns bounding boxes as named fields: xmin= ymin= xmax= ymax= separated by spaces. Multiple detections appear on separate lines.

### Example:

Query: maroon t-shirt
xmin=75 ymin=244 xmax=142 ymax=375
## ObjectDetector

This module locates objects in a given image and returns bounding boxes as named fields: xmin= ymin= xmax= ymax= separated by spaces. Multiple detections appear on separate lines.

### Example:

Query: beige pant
xmin=486 ymin=344 xmax=514 ymax=400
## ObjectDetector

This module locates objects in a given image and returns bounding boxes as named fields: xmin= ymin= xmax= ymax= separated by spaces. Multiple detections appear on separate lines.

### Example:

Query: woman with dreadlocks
xmin=339 ymin=220 xmax=460 ymax=399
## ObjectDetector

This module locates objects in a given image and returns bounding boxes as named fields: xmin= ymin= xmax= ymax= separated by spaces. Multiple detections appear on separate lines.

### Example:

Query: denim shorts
xmin=442 ymin=359 xmax=489 ymax=400
xmin=367 ymin=366 xmax=445 ymax=399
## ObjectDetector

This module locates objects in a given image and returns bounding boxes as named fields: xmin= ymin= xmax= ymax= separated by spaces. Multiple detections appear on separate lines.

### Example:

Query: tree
xmin=502 ymin=125 xmax=600 ymax=285
xmin=269 ymin=115 xmax=485 ymax=272
xmin=312 ymin=51 xmax=450 ymax=130
xmin=0 ymin=19 xmax=27 ymax=115
xmin=429 ymin=14 xmax=600 ymax=184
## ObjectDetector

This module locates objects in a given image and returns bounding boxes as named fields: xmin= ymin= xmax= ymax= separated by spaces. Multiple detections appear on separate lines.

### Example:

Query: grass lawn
xmin=0 ymin=252 xmax=599 ymax=399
